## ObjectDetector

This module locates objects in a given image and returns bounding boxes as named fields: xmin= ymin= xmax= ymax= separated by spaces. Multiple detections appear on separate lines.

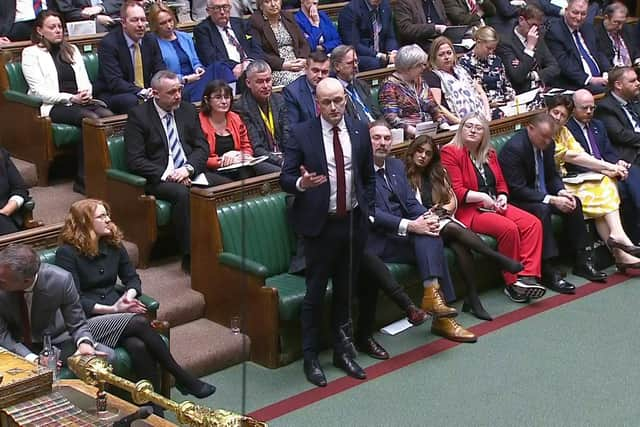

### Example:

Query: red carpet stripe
xmin=248 ymin=273 xmax=630 ymax=422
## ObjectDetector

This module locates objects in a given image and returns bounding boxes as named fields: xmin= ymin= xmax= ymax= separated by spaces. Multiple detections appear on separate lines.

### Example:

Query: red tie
xmin=467 ymin=0 xmax=478 ymax=14
xmin=18 ymin=291 xmax=32 ymax=347
xmin=332 ymin=126 xmax=347 ymax=217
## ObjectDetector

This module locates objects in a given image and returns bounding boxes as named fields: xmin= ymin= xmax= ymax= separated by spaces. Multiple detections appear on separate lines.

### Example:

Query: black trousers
xmin=145 ymin=181 xmax=190 ymax=255
xmin=515 ymin=198 xmax=588 ymax=261
xmin=6 ymin=21 xmax=33 ymax=41
xmin=301 ymin=209 xmax=365 ymax=360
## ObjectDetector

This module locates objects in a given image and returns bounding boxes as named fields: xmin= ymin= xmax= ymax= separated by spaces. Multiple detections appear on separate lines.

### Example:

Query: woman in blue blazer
xmin=294 ymin=0 xmax=341 ymax=53
xmin=149 ymin=3 xmax=220 ymax=102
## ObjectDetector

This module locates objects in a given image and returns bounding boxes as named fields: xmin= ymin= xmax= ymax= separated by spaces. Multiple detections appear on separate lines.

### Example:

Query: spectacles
xmin=463 ymin=123 xmax=484 ymax=132
xmin=318 ymin=96 xmax=345 ymax=106
xmin=94 ymin=213 xmax=110 ymax=221
xmin=207 ymin=5 xmax=231 ymax=12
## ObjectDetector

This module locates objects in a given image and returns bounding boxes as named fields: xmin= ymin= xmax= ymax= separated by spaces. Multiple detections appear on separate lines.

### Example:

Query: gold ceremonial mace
xmin=67 ymin=354 xmax=267 ymax=427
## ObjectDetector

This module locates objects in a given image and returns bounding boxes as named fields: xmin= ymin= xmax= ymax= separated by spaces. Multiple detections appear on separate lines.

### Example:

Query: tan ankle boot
xmin=431 ymin=318 xmax=477 ymax=343
xmin=421 ymin=283 xmax=457 ymax=318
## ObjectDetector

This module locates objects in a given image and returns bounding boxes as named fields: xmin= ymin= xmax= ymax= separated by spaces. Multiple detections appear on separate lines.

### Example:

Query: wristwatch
xmin=185 ymin=164 xmax=194 ymax=176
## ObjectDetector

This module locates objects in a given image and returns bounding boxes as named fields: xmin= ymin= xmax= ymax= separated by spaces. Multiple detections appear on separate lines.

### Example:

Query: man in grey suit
xmin=0 ymin=244 xmax=112 ymax=364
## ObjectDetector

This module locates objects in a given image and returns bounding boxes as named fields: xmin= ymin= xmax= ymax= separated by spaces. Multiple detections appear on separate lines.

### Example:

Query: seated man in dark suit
xmin=95 ymin=2 xmax=166 ymax=114
xmin=194 ymin=0 xmax=263 ymax=84
xmin=568 ymin=89 xmax=640 ymax=241
xmin=442 ymin=0 xmax=495 ymax=28
xmin=368 ymin=121 xmax=475 ymax=343
xmin=544 ymin=0 xmax=610 ymax=93
xmin=331 ymin=45 xmax=382 ymax=123
xmin=498 ymin=113 xmax=607 ymax=293
xmin=0 ymin=244 xmax=114 ymax=364
xmin=595 ymin=66 xmax=640 ymax=166
xmin=55 ymin=0 xmax=121 ymax=32
xmin=0 ymin=0 xmax=46 ymax=43
xmin=124 ymin=71 xmax=209 ymax=273
xmin=393 ymin=0 xmax=449 ymax=52
xmin=235 ymin=61 xmax=290 ymax=168
xmin=338 ymin=0 xmax=398 ymax=72
xmin=282 ymin=51 xmax=330 ymax=125
xmin=595 ymin=3 xmax=640 ymax=69
xmin=496 ymin=4 xmax=560 ymax=94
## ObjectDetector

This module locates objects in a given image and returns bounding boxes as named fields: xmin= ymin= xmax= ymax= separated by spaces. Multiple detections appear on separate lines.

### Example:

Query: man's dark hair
xmin=0 ymin=244 xmax=40 ymax=281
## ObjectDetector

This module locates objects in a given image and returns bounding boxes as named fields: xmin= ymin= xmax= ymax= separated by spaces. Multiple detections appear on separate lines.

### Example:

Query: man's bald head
xmin=572 ymin=89 xmax=595 ymax=124
xmin=316 ymin=78 xmax=347 ymax=125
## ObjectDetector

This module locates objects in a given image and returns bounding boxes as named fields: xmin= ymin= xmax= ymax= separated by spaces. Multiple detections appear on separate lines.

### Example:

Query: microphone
xmin=113 ymin=406 xmax=153 ymax=427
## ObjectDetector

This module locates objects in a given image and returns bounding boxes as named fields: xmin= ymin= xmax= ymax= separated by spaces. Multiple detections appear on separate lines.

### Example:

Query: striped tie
xmin=33 ymin=0 xmax=43 ymax=16
xmin=165 ymin=113 xmax=186 ymax=169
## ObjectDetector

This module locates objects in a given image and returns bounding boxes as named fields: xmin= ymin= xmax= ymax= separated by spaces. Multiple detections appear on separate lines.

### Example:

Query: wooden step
xmin=170 ymin=318 xmax=250 ymax=378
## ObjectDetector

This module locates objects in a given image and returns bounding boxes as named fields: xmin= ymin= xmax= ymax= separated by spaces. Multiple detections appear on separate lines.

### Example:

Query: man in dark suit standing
xmin=0 ymin=244 xmax=114 ymax=364
xmin=367 ymin=121 xmax=475 ymax=342
xmin=235 ymin=60 xmax=289 ymax=168
xmin=496 ymin=4 xmax=560 ymax=94
xmin=282 ymin=51 xmax=330 ymax=125
xmin=595 ymin=3 xmax=640 ymax=69
xmin=331 ymin=45 xmax=382 ymax=123
xmin=280 ymin=78 xmax=375 ymax=387
xmin=568 ymin=89 xmax=640 ymax=241
xmin=393 ymin=0 xmax=449 ymax=52
xmin=338 ymin=0 xmax=398 ymax=71
xmin=124 ymin=71 xmax=209 ymax=273
xmin=95 ymin=2 xmax=166 ymax=114
xmin=595 ymin=67 xmax=640 ymax=165
xmin=498 ymin=113 xmax=606 ymax=293
xmin=544 ymin=0 xmax=610 ymax=93
xmin=194 ymin=0 xmax=263 ymax=83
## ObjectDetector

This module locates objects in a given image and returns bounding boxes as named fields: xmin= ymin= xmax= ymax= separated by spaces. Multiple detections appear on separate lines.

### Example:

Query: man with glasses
xmin=194 ymin=0 xmax=263 ymax=84
xmin=280 ymin=78 xmax=375 ymax=387
xmin=595 ymin=3 xmax=639 ymax=69
xmin=331 ymin=45 xmax=381 ymax=123
xmin=282 ymin=51 xmax=330 ymax=125
xmin=95 ymin=1 xmax=166 ymax=114
xmin=496 ymin=4 xmax=559 ymax=94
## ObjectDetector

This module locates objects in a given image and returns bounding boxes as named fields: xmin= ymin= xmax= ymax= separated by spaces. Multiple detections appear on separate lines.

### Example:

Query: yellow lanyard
xmin=259 ymin=105 xmax=275 ymax=137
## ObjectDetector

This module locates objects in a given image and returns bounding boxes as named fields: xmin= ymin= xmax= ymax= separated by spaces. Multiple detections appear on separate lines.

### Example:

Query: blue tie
xmin=165 ymin=113 xmax=186 ymax=169
xmin=535 ymin=150 xmax=547 ymax=194
xmin=572 ymin=30 xmax=600 ymax=77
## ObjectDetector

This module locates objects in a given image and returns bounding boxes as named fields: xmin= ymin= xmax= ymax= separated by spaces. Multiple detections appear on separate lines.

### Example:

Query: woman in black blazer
xmin=0 ymin=147 xmax=29 ymax=236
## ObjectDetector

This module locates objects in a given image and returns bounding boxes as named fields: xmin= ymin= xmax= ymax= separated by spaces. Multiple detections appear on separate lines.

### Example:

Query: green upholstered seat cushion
xmin=5 ymin=62 xmax=28 ymax=94
xmin=266 ymin=273 xmax=333 ymax=321
xmin=51 ymin=123 xmax=81 ymax=147
xmin=217 ymin=192 xmax=296 ymax=278
xmin=491 ymin=132 xmax=515 ymax=153
xmin=82 ymin=53 xmax=99 ymax=83
xmin=106 ymin=135 xmax=172 ymax=227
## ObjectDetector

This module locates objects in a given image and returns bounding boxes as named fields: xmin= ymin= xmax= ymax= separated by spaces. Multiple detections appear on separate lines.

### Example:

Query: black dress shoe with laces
xmin=355 ymin=336 xmax=389 ymax=360
xmin=542 ymin=270 xmax=576 ymax=294
xmin=303 ymin=358 xmax=327 ymax=387
xmin=333 ymin=352 xmax=366 ymax=380
xmin=572 ymin=261 xmax=607 ymax=282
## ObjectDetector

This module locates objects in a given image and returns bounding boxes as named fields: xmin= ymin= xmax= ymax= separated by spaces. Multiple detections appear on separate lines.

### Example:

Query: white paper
xmin=414 ymin=121 xmax=438 ymax=137
xmin=550 ymin=0 xmax=567 ymax=8
xmin=562 ymin=172 xmax=604 ymax=184
xmin=66 ymin=20 xmax=96 ymax=36
xmin=191 ymin=172 xmax=210 ymax=186
xmin=217 ymin=155 xmax=269 ymax=171
xmin=380 ymin=318 xmax=414 ymax=336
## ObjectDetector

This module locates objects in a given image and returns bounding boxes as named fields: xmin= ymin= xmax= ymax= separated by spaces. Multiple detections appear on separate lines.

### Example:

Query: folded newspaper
xmin=217 ymin=155 xmax=269 ymax=171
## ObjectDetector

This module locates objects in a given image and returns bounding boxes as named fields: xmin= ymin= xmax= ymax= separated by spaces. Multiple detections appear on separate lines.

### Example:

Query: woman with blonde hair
xmin=404 ymin=135 xmax=523 ymax=319
xmin=425 ymin=36 xmax=491 ymax=123
xmin=440 ymin=113 xmax=546 ymax=303
xmin=55 ymin=199 xmax=216 ymax=408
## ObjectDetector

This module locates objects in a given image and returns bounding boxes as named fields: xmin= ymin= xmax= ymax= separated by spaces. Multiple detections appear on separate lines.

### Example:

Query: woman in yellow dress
xmin=547 ymin=95 xmax=640 ymax=272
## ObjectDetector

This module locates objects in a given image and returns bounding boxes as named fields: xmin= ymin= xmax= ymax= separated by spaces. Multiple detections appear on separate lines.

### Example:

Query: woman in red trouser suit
xmin=440 ymin=112 xmax=547 ymax=303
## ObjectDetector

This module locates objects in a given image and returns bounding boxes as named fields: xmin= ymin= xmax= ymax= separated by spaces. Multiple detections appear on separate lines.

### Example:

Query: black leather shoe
xmin=333 ymin=352 xmax=366 ymax=380
xmin=175 ymin=380 xmax=216 ymax=399
xmin=303 ymin=358 xmax=327 ymax=387
xmin=512 ymin=276 xmax=546 ymax=299
xmin=572 ymin=262 xmax=607 ymax=282
xmin=503 ymin=285 xmax=529 ymax=303
xmin=355 ymin=336 xmax=389 ymax=360
xmin=542 ymin=270 xmax=576 ymax=294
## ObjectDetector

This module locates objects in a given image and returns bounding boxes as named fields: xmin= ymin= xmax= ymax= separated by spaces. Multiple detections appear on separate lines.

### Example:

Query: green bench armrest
xmin=3 ymin=90 xmax=42 ymax=108
xmin=106 ymin=168 xmax=147 ymax=187
xmin=218 ymin=252 xmax=270 ymax=277
xmin=138 ymin=293 xmax=159 ymax=312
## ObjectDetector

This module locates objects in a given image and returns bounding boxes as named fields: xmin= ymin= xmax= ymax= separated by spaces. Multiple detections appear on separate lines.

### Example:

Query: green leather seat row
xmin=106 ymin=136 xmax=172 ymax=227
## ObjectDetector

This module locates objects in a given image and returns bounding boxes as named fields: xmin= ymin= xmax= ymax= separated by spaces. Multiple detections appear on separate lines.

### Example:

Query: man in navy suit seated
xmin=338 ymin=0 xmax=398 ymax=71
xmin=498 ymin=113 xmax=606 ymax=293
xmin=367 ymin=121 xmax=476 ymax=344
xmin=280 ymin=78 xmax=375 ymax=387
xmin=544 ymin=0 xmax=610 ymax=93
xmin=194 ymin=0 xmax=263 ymax=84
xmin=282 ymin=51 xmax=330 ymax=125
xmin=568 ymin=89 xmax=640 ymax=241
xmin=95 ymin=2 xmax=166 ymax=114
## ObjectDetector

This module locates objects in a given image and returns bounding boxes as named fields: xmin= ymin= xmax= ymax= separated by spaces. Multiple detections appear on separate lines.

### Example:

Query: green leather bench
xmin=104 ymin=135 xmax=172 ymax=268
xmin=1 ymin=53 xmax=99 ymax=185
xmin=36 ymin=247 xmax=171 ymax=397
